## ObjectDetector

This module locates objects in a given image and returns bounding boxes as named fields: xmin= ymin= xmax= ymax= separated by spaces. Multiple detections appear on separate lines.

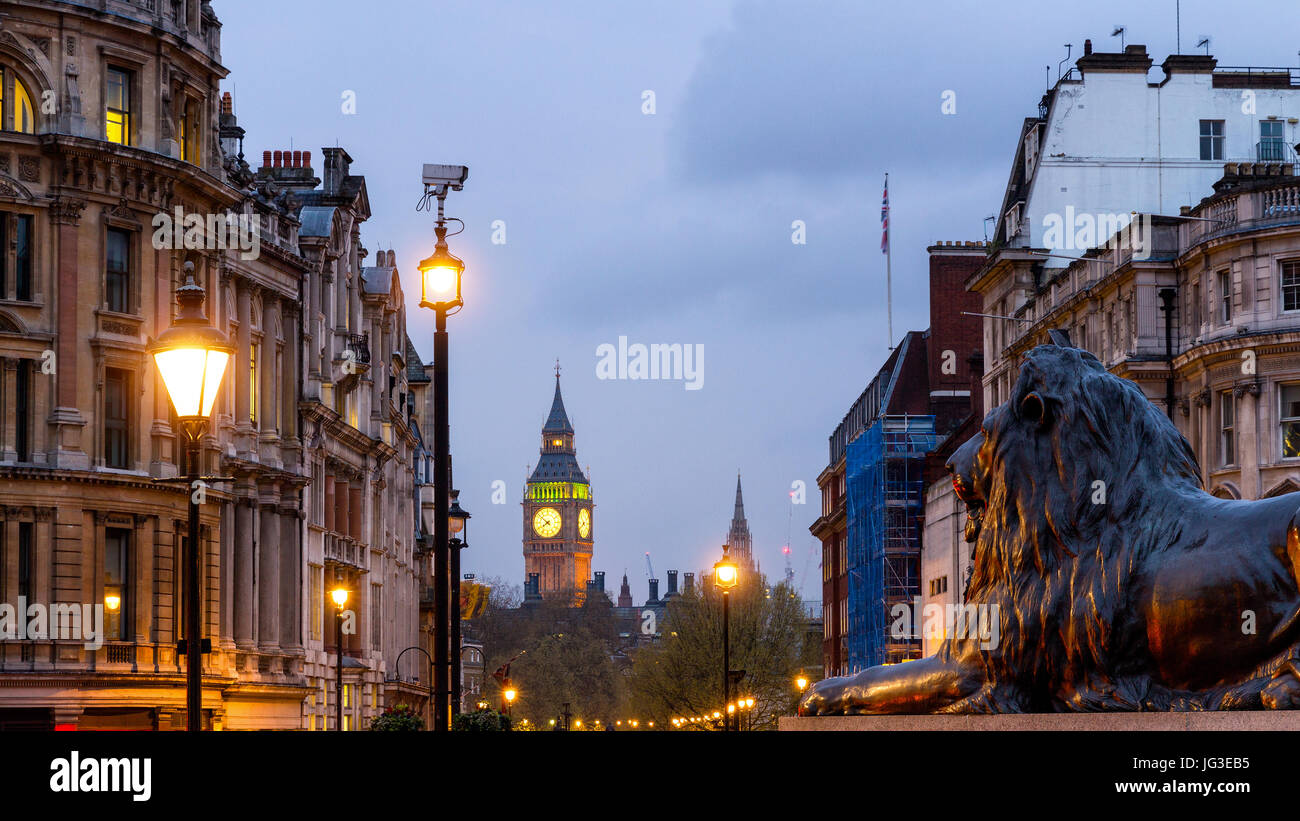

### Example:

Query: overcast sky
xmin=216 ymin=0 xmax=1300 ymax=604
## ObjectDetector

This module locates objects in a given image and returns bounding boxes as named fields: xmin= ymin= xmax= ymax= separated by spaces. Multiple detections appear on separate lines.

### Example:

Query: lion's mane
xmin=938 ymin=346 xmax=1204 ymax=711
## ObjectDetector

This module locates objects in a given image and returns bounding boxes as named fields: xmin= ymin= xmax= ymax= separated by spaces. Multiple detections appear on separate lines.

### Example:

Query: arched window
xmin=0 ymin=66 xmax=35 ymax=134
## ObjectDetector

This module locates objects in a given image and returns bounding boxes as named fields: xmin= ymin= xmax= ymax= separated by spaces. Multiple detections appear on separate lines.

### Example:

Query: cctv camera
xmin=423 ymin=164 xmax=469 ymax=190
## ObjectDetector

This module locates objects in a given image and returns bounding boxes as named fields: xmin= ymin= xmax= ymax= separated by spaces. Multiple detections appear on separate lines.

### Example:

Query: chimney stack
xmin=683 ymin=572 xmax=695 ymax=595
xmin=647 ymin=578 xmax=659 ymax=604
xmin=593 ymin=571 xmax=605 ymax=595
xmin=666 ymin=569 xmax=678 ymax=596
xmin=221 ymin=92 xmax=233 ymax=115
xmin=1083 ymin=39 xmax=1092 ymax=56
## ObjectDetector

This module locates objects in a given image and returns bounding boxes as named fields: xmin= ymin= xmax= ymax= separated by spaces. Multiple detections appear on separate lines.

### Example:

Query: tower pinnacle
xmin=727 ymin=474 xmax=754 ymax=570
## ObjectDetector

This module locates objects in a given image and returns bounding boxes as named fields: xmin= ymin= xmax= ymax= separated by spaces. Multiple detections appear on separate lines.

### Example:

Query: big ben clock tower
xmin=523 ymin=366 xmax=594 ymax=596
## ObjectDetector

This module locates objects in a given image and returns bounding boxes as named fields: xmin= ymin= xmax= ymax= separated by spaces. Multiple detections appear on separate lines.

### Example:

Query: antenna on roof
xmin=983 ymin=215 xmax=996 ymax=242
xmin=1111 ymin=26 xmax=1126 ymax=50
xmin=1175 ymin=0 xmax=1181 ymax=53
xmin=1058 ymin=44 xmax=1072 ymax=82
xmin=1196 ymin=36 xmax=1210 ymax=56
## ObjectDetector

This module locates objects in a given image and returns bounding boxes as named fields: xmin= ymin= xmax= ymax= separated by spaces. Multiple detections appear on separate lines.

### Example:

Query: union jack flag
xmin=880 ymin=176 xmax=889 ymax=254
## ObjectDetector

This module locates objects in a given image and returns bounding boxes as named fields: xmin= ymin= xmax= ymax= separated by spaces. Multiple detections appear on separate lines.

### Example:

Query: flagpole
xmin=884 ymin=172 xmax=893 ymax=350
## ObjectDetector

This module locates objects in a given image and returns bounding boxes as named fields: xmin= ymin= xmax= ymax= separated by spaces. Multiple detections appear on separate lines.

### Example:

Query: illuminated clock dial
xmin=533 ymin=507 xmax=562 ymax=538
xmin=578 ymin=508 xmax=591 ymax=539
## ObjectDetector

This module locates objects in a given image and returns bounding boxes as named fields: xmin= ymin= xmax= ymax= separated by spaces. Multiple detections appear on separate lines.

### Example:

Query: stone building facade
xmin=918 ymin=46 xmax=1300 ymax=659
xmin=0 ymin=0 xmax=429 ymax=730
xmin=973 ymin=164 xmax=1300 ymax=500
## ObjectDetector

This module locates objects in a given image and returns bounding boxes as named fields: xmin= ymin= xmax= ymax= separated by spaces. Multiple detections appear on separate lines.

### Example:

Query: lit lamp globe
xmin=148 ymin=263 xmax=233 ymax=440
xmin=448 ymin=490 xmax=471 ymax=541
xmin=331 ymin=588 xmax=349 ymax=609
xmin=504 ymin=687 xmax=518 ymax=704
xmin=796 ymin=674 xmax=809 ymax=692
xmin=713 ymin=554 xmax=739 ymax=591
xmin=417 ymin=236 xmax=464 ymax=311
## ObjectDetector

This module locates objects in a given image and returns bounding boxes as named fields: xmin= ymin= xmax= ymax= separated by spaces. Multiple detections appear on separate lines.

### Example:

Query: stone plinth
xmin=779 ymin=712 xmax=1300 ymax=731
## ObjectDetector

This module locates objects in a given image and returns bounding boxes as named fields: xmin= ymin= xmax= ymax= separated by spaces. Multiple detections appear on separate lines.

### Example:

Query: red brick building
xmin=812 ymin=242 xmax=985 ymax=676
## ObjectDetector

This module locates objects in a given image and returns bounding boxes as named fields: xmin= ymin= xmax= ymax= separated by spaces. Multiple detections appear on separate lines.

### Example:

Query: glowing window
xmin=0 ymin=67 xmax=35 ymax=134
xmin=106 ymin=67 xmax=131 ymax=146
xmin=179 ymin=97 xmax=199 ymax=164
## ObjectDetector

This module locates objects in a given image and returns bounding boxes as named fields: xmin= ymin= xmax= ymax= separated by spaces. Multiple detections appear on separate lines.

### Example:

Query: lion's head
xmin=941 ymin=343 xmax=1204 ymax=707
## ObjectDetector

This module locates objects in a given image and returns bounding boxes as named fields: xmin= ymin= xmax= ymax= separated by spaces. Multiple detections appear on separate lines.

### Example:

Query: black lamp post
xmin=418 ymin=181 xmax=466 ymax=733
xmin=448 ymin=490 xmax=470 ymax=716
xmin=149 ymin=261 xmax=233 ymax=733
xmin=331 ymin=586 xmax=349 ymax=730
xmin=713 ymin=545 xmax=739 ymax=733
xmin=394 ymin=645 xmax=435 ymax=729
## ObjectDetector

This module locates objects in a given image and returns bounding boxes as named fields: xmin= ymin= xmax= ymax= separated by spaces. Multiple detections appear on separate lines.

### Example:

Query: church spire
xmin=727 ymin=473 xmax=754 ymax=570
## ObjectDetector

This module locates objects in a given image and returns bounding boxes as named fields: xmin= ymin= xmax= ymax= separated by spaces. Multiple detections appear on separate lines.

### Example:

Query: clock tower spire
xmin=523 ymin=365 xmax=594 ymax=598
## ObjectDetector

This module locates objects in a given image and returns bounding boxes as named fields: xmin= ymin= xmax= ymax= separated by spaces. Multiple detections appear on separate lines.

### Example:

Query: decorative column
xmin=336 ymin=474 xmax=350 ymax=539
xmin=315 ymin=265 xmax=330 ymax=380
xmin=348 ymin=482 xmax=362 ymax=542
xmin=1236 ymin=382 xmax=1261 ymax=499
xmin=234 ymin=494 xmax=255 ymax=650
xmin=1194 ymin=387 xmax=1212 ymax=487
xmin=280 ymin=304 xmax=299 ymax=446
xmin=1 ymin=358 xmax=15 ymax=461
xmin=324 ymin=472 xmax=336 ymax=533
xmin=219 ymin=501 xmax=235 ymax=650
xmin=258 ymin=494 xmax=281 ymax=653
xmin=260 ymin=295 xmax=280 ymax=444
xmin=279 ymin=497 xmax=302 ymax=653
xmin=234 ymin=279 xmax=253 ymax=456
xmin=49 ymin=198 xmax=88 ymax=469
xmin=133 ymin=513 xmax=154 ymax=646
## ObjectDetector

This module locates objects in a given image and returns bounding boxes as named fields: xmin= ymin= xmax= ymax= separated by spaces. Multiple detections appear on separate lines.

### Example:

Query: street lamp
xmin=417 ymin=175 xmax=468 ymax=734
xmin=331 ymin=586 xmax=349 ymax=731
xmin=713 ymin=546 xmax=739 ymax=732
xmin=796 ymin=673 xmax=809 ymax=693
xmin=394 ymin=645 xmax=435 ymax=730
xmin=502 ymin=682 xmax=517 ymax=718
xmin=448 ymin=490 xmax=471 ymax=717
xmin=149 ymin=261 xmax=233 ymax=733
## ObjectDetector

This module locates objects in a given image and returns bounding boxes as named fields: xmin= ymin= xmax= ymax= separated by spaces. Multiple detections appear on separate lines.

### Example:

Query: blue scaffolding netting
xmin=845 ymin=415 xmax=937 ymax=672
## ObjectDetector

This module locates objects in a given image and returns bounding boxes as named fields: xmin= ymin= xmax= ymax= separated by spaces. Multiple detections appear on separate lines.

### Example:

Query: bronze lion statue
xmin=800 ymin=342 xmax=1300 ymax=714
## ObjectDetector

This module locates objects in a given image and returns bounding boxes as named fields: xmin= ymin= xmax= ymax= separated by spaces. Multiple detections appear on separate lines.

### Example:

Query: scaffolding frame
xmin=845 ymin=415 xmax=937 ymax=672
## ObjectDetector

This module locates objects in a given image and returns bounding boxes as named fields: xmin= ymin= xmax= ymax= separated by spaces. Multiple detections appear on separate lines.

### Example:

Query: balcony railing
xmin=324 ymin=531 xmax=365 ymax=570
xmin=1257 ymin=141 xmax=1296 ymax=163
xmin=105 ymin=644 xmax=136 ymax=665
xmin=1187 ymin=176 xmax=1300 ymax=248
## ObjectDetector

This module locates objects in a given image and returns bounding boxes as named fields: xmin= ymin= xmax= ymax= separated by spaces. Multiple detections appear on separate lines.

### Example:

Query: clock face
xmin=533 ymin=507 xmax=562 ymax=538
xmin=578 ymin=508 xmax=591 ymax=539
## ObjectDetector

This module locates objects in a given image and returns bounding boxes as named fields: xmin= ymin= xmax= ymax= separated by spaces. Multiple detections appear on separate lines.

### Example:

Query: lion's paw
xmin=798 ymin=677 xmax=853 ymax=716
xmin=1261 ymin=662 xmax=1300 ymax=710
